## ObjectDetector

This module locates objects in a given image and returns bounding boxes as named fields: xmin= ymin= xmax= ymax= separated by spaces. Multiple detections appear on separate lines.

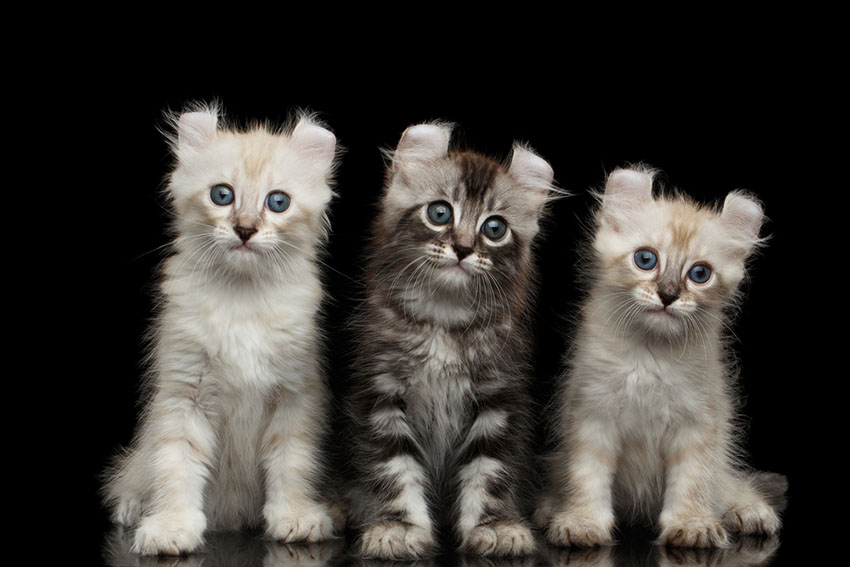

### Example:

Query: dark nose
xmin=453 ymin=244 xmax=473 ymax=261
xmin=658 ymin=291 xmax=679 ymax=306
xmin=234 ymin=225 xmax=257 ymax=242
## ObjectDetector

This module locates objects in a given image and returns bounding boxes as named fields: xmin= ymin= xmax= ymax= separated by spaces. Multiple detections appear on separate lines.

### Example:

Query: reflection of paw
xmin=358 ymin=521 xmax=433 ymax=559
xmin=549 ymin=546 xmax=615 ymax=567
xmin=131 ymin=510 xmax=206 ymax=555
xmin=734 ymin=535 xmax=781 ymax=562
xmin=659 ymin=546 xmax=722 ymax=566
xmin=264 ymin=540 xmax=345 ymax=565
xmin=659 ymin=516 xmax=729 ymax=548
xmin=725 ymin=501 xmax=780 ymax=536
xmin=462 ymin=520 xmax=536 ymax=556
xmin=265 ymin=504 xmax=336 ymax=542
xmin=547 ymin=510 xmax=613 ymax=547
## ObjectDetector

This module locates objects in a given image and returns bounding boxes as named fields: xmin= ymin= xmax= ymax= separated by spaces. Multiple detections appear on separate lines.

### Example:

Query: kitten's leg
xmin=262 ymin=385 xmax=338 ymax=543
xmin=131 ymin=379 xmax=217 ymax=556
xmin=545 ymin=417 xmax=619 ymax=547
xmin=104 ymin=446 xmax=148 ymax=527
xmin=455 ymin=405 xmax=536 ymax=556
xmin=658 ymin=426 xmax=730 ymax=548
xmin=356 ymin=394 xmax=434 ymax=559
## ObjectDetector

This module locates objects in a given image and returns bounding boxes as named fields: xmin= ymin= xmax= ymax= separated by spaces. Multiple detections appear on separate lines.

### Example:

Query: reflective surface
xmin=103 ymin=528 xmax=780 ymax=567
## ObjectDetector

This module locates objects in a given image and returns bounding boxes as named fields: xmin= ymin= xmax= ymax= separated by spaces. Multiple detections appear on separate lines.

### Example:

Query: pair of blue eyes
xmin=426 ymin=201 xmax=508 ymax=240
xmin=633 ymin=249 xmax=712 ymax=284
xmin=209 ymin=184 xmax=291 ymax=213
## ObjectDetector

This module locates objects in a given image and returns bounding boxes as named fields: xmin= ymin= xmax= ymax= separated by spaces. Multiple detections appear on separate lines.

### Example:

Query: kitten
xmin=344 ymin=123 xmax=556 ymax=559
xmin=102 ymin=104 xmax=341 ymax=555
xmin=537 ymin=166 xmax=785 ymax=548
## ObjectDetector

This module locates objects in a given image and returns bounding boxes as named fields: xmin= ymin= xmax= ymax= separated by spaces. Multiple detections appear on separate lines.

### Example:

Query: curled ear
xmin=393 ymin=123 xmax=452 ymax=169
xmin=291 ymin=118 xmax=337 ymax=172
xmin=509 ymin=143 xmax=555 ymax=208
xmin=721 ymin=191 xmax=765 ymax=254
xmin=177 ymin=109 xmax=219 ymax=151
xmin=600 ymin=166 xmax=655 ymax=230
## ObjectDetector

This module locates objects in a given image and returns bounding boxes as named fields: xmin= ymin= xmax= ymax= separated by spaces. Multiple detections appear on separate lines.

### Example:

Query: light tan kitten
xmin=538 ymin=166 xmax=785 ymax=548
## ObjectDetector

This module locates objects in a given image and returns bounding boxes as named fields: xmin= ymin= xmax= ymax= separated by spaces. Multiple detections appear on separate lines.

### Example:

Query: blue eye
xmin=210 ymin=184 xmax=234 ymax=206
xmin=634 ymin=249 xmax=658 ymax=270
xmin=266 ymin=191 xmax=291 ymax=213
xmin=688 ymin=264 xmax=712 ymax=284
xmin=427 ymin=201 xmax=453 ymax=225
xmin=481 ymin=216 xmax=508 ymax=240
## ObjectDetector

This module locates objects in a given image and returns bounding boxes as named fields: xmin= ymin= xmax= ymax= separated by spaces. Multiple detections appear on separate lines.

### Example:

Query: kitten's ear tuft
xmin=177 ymin=110 xmax=219 ymax=151
xmin=509 ymin=144 xmax=556 ymax=207
xmin=291 ymin=119 xmax=337 ymax=172
xmin=721 ymin=191 xmax=765 ymax=252
xmin=393 ymin=123 xmax=452 ymax=168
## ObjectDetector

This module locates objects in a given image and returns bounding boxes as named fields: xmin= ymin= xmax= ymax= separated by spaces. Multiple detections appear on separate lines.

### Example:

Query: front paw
xmin=131 ymin=510 xmax=206 ymax=555
xmin=265 ymin=503 xmax=337 ymax=542
xmin=546 ymin=510 xmax=614 ymax=547
xmin=725 ymin=501 xmax=780 ymax=536
xmin=461 ymin=520 xmax=537 ymax=556
xmin=659 ymin=516 xmax=729 ymax=548
xmin=358 ymin=521 xmax=434 ymax=559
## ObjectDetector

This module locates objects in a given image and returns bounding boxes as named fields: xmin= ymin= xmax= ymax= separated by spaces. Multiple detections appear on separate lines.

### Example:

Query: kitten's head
xmin=164 ymin=103 xmax=337 ymax=280
xmin=591 ymin=166 xmax=765 ymax=340
xmin=370 ymin=122 xmax=554 ymax=325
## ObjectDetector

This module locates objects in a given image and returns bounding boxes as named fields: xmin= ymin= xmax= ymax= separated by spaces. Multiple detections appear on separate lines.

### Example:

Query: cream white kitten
xmin=538 ymin=167 xmax=785 ymax=548
xmin=103 ymin=104 xmax=340 ymax=555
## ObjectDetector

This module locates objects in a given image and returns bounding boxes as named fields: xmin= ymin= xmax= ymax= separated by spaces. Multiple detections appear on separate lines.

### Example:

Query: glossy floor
xmin=102 ymin=528 xmax=781 ymax=567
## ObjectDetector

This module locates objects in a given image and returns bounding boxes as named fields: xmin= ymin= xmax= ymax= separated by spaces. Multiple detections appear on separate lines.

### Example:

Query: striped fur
xmin=344 ymin=123 xmax=555 ymax=559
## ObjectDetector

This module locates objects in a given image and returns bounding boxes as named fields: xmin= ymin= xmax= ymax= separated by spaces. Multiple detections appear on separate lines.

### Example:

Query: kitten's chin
xmin=438 ymin=263 xmax=473 ymax=281
xmin=638 ymin=306 xmax=684 ymax=335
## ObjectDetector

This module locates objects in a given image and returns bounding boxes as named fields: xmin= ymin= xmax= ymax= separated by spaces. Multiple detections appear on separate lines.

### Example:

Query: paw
xmin=131 ymin=510 xmax=206 ymax=556
xmin=265 ymin=503 xmax=337 ymax=542
xmin=462 ymin=520 xmax=537 ymax=556
xmin=725 ymin=501 xmax=780 ymax=535
xmin=659 ymin=516 xmax=729 ymax=548
xmin=358 ymin=521 xmax=433 ymax=559
xmin=546 ymin=510 xmax=614 ymax=547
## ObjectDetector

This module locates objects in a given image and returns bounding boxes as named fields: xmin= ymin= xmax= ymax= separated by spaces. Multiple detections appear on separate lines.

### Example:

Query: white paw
xmin=358 ymin=521 xmax=433 ymax=559
xmin=725 ymin=501 xmax=780 ymax=535
xmin=547 ymin=510 xmax=614 ymax=547
xmin=659 ymin=516 xmax=729 ymax=548
xmin=131 ymin=510 xmax=206 ymax=556
xmin=265 ymin=504 xmax=337 ymax=542
xmin=462 ymin=520 xmax=537 ymax=556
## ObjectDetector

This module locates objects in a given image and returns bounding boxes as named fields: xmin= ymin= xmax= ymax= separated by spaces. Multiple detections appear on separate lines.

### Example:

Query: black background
xmin=55 ymin=31 xmax=835 ymax=566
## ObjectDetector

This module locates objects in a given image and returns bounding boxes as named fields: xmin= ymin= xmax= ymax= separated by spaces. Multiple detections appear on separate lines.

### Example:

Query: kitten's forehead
xmin=632 ymin=199 xmax=739 ymax=261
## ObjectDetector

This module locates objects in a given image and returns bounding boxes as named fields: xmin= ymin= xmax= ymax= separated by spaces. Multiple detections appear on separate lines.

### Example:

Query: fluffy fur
xmin=102 ymin=103 xmax=341 ymax=555
xmin=344 ymin=123 xmax=556 ymax=559
xmin=537 ymin=166 xmax=785 ymax=548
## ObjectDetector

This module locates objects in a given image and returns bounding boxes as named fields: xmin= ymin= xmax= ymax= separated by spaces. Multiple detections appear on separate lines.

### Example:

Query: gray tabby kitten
xmin=344 ymin=123 xmax=555 ymax=559
xmin=537 ymin=167 xmax=785 ymax=548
